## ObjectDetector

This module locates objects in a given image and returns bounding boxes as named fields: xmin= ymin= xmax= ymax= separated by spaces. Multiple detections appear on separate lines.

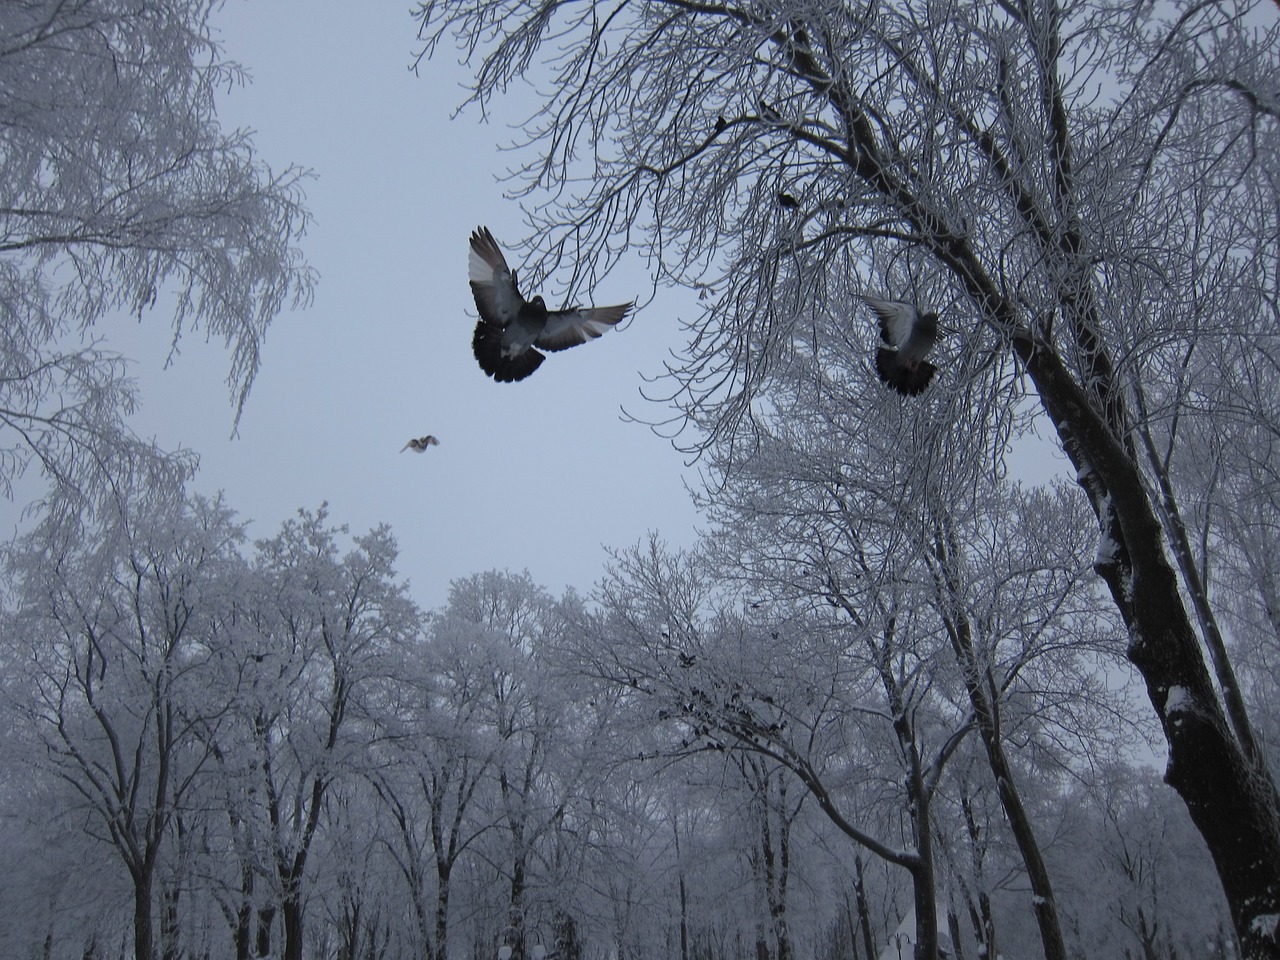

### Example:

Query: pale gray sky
xmin=1 ymin=0 xmax=1073 ymax=610
xmin=88 ymin=0 xmax=705 ymax=609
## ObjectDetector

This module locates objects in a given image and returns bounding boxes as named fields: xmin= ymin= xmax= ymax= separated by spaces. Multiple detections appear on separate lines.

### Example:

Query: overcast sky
xmin=64 ymin=0 xmax=706 ymax=610
xmin=0 ymin=0 xmax=1074 ymax=611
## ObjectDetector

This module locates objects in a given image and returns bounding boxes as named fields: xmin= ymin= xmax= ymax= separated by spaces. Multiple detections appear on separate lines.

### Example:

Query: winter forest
xmin=1 ymin=1 xmax=1278 ymax=960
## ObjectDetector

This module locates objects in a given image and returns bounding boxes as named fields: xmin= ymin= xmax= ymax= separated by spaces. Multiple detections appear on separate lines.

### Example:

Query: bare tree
xmin=368 ymin=612 xmax=502 ymax=960
xmin=412 ymin=0 xmax=1280 ymax=951
xmin=0 ymin=487 xmax=247 ymax=960
xmin=0 ymin=0 xmax=314 ymax=517
xmin=575 ymin=537 xmax=973 ymax=959
xmin=227 ymin=508 xmax=418 ymax=960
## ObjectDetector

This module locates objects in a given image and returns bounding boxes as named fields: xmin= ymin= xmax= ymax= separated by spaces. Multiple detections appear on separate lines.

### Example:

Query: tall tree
xmin=0 ymin=487 xmax=247 ymax=960
xmin=0 ymin=0 xmax=313 ymax=517
xmin=577 ymin=538 xmax=972 ymax=958
xmin=443 ymin=571 xmax=588 ymax=960
xmin=412 ymin=1 xmax=1280 ymax=950
xmin=226 ymin=508 xmax=418 ymax=960
xmin=369 ymin=610 xmax=502 ymax=960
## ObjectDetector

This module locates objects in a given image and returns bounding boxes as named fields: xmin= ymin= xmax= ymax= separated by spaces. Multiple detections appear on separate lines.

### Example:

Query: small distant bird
xmin=861 ymin=295 xmax=941 ymax=396
xmin=401 ymin=435 xmax=440 ymax=453
xmin=468 ymin=226 xmax=633 ymax=382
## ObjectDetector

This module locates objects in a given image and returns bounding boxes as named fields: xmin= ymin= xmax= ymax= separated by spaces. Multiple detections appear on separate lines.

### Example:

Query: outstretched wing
xmin=469 ymin=227 xmax=523 ymax=327
xmin=861 ymin=296 xmax=918 ymax=350
xmin=536 ymin=303 xmax=633 ymax=352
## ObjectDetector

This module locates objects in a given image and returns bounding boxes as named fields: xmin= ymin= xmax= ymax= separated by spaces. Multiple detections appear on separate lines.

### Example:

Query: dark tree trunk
xmin=233 ymin=899 xmax=251 ymax=960
xmin=673 ymin=818 xmax=690 ymax=960
xmin=281 ymin=898 xmax=305 ymax=960
xmin=947 ymin=909 xmax=966 ymax=960
xmin=254 ymin=906 xmax=274 ymax=959
xmin=133 ymin=877 xmax=155 ymax=960
xmin=853 ymin=854 xmax=877 ymax=960
xmin=931 ymin=522 xmax=1069 ymax=960
xmin=507 ymin=847 xmax=527 ymax=960
xmin=432 ymin=862 xmax=452 ymax=960
xmin=908 ymin=783 xmax=939 ymax=960
xmin=1014 ymin=337 xmax=1280 ymax=957
xmin=160 ymin=883 xmax=181 ymax=960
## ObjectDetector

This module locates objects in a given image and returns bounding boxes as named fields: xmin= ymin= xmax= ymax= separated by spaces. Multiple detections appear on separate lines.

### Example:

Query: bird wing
xmin=469 ymin=227 xmax=523 ymax=327
xmin=536 ymin=303 xmax=633 ymax=352
xmin=861 ymin=296 xmax=918 ymax=350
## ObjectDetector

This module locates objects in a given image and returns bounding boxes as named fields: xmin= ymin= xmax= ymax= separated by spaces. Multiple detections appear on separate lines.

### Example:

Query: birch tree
xmin=412 ymin=0 xmax=1280 ymax=951
xmin=0 ymin=0 xmax=314 ymax=517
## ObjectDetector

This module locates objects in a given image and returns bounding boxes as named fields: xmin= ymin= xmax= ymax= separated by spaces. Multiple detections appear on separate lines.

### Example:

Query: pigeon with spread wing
xmin=401 ymin=435 xmax=440 ymax=453
xmin=468 ymin=226 xmax=633 ymax=382
xmin=861 ymin=295 xmax=942 ymax=396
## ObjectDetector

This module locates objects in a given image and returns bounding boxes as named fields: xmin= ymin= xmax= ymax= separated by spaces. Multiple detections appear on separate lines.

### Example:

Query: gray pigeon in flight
xmin=401 ymin=435 xmax=440 ymax=453
xmin=861 ymin=295 xmax=941 ymax=396
xmin=468 ymin=226 xmax=633 ymax=382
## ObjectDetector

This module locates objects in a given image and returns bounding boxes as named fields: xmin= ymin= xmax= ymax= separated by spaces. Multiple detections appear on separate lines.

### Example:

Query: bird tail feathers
xmin=876 ymin=349 xmax=937 ymax=396
xmin=473 ymin=321 xmax=545 ymax=382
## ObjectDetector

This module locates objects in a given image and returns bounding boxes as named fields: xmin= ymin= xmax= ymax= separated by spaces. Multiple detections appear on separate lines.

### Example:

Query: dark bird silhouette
xmin=861 ymin=295 xmax=941 ymax=396
xmin=468 ymin=226 xmax=632 ymax=382
xmin=400 ymin=435 xmax=440 ymax=453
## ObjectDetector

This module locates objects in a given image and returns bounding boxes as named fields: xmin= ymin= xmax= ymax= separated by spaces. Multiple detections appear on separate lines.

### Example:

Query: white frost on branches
xmin=0 ymin=0 xmax=315 ymax=519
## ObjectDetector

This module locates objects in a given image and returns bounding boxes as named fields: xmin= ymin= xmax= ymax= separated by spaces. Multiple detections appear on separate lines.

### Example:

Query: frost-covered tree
xmin=441 ymin=571 xmax=596 ymax=960
xmin=0 ymin=486 xmax=248 ymax=960
xmin=575 ymin=538 xmax=974 ymax=958
xmin=368 ymin=607 xmax=504 ymax=960
xmin=412 ymin=0 xmax=1280 ymax=951
xmin=0 ymin=0 xmax=313 ymax=517
xmin=224 ymin=508 xmax=418 ymax=960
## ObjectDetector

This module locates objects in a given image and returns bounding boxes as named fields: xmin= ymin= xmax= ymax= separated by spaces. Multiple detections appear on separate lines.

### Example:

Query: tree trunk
xmin=160 ymin=883 xmax=181 ymax=960
xmin=853 ymin=855 xmax=877 ymax=960
xmin=432 ymin=861 xmax=452 ymax=960
xmin=281 ymin=897 xmax=305 ymax=960
xmin=133 ymin=875 xmax=155 ymax=960
xmin=673 ymin=817 xmax=690 ymax=960
xmin=507 ymin=848 xmax=527 ymax=960
xmin=1017 ymin=338 xmax=1280 ymax=957
xmin=233 ymin=899 xmax=252 ymax=960
xmin=947 ymin=909 xmax=966 ymax=960
xmin=932 ymin=525 xmax=1069 ymax=960
xmin=908 ymin=786 xmax=939 ymax=960
xmin=255 ymin=906 xmax=275 ymax=959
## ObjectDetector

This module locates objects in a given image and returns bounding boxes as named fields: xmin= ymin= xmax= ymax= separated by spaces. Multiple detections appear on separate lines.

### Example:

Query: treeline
xmin=0 ymin=480 xmax=1236 ymax=960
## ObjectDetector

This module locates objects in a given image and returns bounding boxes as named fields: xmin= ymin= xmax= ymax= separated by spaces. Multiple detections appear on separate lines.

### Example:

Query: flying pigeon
xmin=468 ymin=226 xmax=633 ymax=382
xmin=401 ymin=435 xmax=440 ymax=453
xmin=861 ymin=295 xmax=941 ymax=396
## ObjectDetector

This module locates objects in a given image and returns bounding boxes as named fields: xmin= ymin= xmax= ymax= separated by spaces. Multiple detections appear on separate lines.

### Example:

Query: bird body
xmin=861 ymin=295 xmax=941 ymax=396
xmin=401 ymin=435 xmax=440 ymax=453
xmin=468 ymin=226 xmax=632 ymax=382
